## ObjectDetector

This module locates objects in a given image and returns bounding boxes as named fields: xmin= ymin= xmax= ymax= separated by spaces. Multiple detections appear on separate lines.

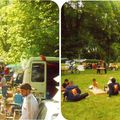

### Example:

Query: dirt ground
xmin=0 ymin=113 xmax=6 ymax=120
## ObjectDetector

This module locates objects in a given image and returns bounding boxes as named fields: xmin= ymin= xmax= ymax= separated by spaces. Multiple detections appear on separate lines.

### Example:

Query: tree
xmin=0 ymin=0 xmax=59 ymax=63
xmin=62 ymin=1 xmax=120 ymax=62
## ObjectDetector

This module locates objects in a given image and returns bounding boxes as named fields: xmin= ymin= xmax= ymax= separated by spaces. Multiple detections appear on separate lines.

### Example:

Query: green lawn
xmin=61 ymin=69 xmax=120 ymax=120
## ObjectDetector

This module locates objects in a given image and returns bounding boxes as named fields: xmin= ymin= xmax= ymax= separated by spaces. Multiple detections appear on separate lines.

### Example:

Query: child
xmin=89 ymin=78 xmax=98 ymax=89
xmin=93 ymin=78 xmax=98 ymax=88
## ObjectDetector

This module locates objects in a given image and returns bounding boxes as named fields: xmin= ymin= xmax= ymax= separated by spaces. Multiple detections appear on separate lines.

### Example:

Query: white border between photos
xmin=51 ymin=0 xmax=69 ymax=120
xmin=53 ymin=0 xmax=69 ymax=8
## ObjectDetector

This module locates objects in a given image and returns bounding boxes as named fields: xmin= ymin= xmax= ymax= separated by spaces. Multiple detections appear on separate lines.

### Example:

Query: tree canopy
xmin=61 ymin=1 xmax=120 ymax=62
xmin=0 ymin=0 xmax=59 ymax=64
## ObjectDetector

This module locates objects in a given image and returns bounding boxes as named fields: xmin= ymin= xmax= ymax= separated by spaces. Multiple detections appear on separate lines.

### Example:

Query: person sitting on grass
xmin=104 ymin=77 xmax=113 ymax=92
xmin=61 ymin=79 xmax=69 ymax=92
xmin=108 ymin=77 xmax=120 ymax=97
xmin=64 ymin=81 xmax=88 ymax=102
xmin=93 ymin=78 xmax=99 ymax=88
xmin=61 ymin=79 xmax=69 ymax=101
xmin=89 ymin=78 xmax=99 ymax=89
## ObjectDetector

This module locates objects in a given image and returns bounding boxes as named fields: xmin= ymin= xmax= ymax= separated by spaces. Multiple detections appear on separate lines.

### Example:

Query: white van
xmin=23 ymin=56 xmax=59 ymax=99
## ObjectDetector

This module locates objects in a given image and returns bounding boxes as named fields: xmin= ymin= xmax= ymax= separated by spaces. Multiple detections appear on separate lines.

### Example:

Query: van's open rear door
xmin=31 ymin=61 xmax=47 ymax=99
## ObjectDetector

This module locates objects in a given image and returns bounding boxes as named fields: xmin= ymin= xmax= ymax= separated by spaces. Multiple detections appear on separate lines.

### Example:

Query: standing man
xmin=1 ymin=73 xmax=7 ymax=99
xmin=19 ymin=83 xmax=39 ymax=120
xmin=96 ymin=61 xmax=101 ymax=74
xmin=103 ymin=61 xmax=107 ymax=74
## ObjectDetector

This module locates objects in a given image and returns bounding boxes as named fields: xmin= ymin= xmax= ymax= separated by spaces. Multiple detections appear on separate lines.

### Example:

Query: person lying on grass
xmin=64 ymin=81 xmax=88 ymax=102
xmin=108 ymin=77 xmax=120 ymax=97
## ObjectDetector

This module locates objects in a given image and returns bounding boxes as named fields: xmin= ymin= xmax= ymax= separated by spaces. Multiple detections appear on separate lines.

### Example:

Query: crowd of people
xmin=7 ymin=83 xmax=39 ymax=119
xmin=0 ymin=62 xmax=59 ymax=119
xmin=0 ymin=65 xmax=39 ymax=120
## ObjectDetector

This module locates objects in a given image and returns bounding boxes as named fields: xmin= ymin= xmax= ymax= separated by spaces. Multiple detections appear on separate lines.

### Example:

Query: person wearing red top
xmin=4 ymin=67 xmax=9 ymax=75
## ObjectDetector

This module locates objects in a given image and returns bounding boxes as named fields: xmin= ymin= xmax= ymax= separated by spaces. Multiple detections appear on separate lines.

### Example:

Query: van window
xmin=15 ymin=73 xmax=23 ymax=84
xmin=32 ymin=63 xmax=44 ymax=82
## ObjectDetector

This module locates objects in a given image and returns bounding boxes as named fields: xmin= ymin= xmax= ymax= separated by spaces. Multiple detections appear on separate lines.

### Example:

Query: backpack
xmin=71 ymin=87 xmax=81 ymax=96
xmin=71 ymin=88 xmax=78 ymax=96
xmin=114 ymin=84 xmax=119 ymax=93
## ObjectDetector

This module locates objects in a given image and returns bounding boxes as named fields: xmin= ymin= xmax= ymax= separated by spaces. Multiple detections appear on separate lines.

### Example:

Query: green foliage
xmin=0 ymin=0 xmax=58 ymax=63
xmin=62 ymin=1 xmax=120 ymax=62
xmin=112 ymin=43 xmax=120 ymax=61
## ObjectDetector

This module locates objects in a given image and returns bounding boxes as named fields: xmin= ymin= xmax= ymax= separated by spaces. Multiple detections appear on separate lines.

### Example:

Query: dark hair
xmin=93 ymin=78 xmax=96 ymax=81
xmin=1 ymin=72 xmax=4 ymax=77
xmin=111 ymin=78 xmax=116 ymax=83
xmin=64 ymin=79 xmax=68 ymax=82
xmin=20 ymin=83 xmax=32 ymax=90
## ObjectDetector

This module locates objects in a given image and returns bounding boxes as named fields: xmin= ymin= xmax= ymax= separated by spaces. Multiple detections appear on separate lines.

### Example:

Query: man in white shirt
xmin=19 ymin=83 xmax=39 ymax=120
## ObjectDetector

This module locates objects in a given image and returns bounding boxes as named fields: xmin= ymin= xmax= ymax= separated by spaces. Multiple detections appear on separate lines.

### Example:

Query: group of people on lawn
xmin=62 ymin=77 xmax=120 ymax=102
xmin=91 ymin=77 xmax=120 ymax=97
xmin=61 ymin=79 xmax=88 ymax=101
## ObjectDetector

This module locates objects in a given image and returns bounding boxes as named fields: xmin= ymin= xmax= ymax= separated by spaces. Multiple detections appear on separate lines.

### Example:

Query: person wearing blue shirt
xmin=108 ymin=78 xmax=120 ymax=97
xmin=64 ymin=81 xmax=88 ymax=101
xmin=14 ymin=92 xmax=23 ymax=106
xmin=9 ymin=87 xmax=23 ymax=116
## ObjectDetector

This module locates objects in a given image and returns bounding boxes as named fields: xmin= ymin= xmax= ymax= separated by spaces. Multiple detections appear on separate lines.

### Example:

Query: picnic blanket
xmin=89 ymin=88 xmax=106 ymax=95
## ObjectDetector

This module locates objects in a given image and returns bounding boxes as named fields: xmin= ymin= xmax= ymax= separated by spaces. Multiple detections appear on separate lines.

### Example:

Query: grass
xmin=61 ymin=69 xmax=120 ymax=120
